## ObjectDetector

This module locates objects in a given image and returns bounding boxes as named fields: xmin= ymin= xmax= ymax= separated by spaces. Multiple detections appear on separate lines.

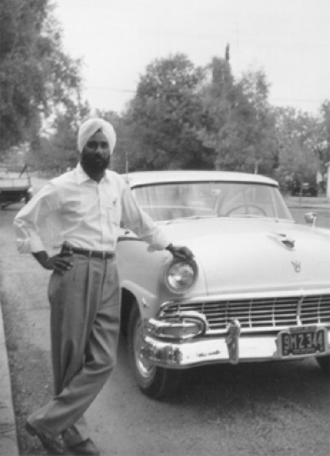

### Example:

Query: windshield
xmin=133 ymin=181 xmax=293 ymax=222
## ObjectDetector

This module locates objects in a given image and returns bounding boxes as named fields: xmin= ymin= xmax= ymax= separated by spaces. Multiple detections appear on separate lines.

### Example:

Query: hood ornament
xmin=291 ymin=260 xmax=301 ymax=273
xmin=271 ymin=233 xmax=296 ymax=250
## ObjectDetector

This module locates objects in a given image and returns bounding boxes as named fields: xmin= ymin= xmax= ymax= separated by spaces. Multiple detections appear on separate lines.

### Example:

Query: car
xmin=116 ymin=170 xmax=330 ymax=399
xmin=0 ymin=164 xmax=33 ymax=209
xmin=290 ymin=175 xmax=318 ymax=197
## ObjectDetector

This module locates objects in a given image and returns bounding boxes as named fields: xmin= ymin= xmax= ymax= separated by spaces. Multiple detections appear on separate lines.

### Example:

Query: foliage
xmin=0 ymin=0 xmax=82 ymax=158
xmin=96 ymin=55 xmax=328 ymax=183
xmin=95 ymin=109 xmax=135 ymax=174
xmin=273 ymin=107 xmax=321 ymax=190
xmin=11 ymin=37 xmax=328 ymax=180
xmin=317 ymin=101 xmax=330 ymax=169
xmin=27 ymin=100 xmax=90 ymax=173
xmin=198 ymin=59 xmax=277 ymax=175
xmin=125 ymin=54 xmax=215 ymax=172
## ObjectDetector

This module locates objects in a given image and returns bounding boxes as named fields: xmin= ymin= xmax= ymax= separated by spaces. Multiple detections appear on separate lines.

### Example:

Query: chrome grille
xmin=160 ymin=294 xmax=330 ymax=333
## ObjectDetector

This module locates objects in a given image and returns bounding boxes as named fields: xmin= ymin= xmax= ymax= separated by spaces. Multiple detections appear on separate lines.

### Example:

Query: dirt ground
xmin=1 ymin=185 xmax=330 ymax=456
xmin=1 ymin=218 xmax=52 ymax=455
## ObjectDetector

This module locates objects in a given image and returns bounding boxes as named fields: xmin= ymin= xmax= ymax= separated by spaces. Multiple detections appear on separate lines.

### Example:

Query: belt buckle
xmin=63 ymin=244 xmax=73 ymax=255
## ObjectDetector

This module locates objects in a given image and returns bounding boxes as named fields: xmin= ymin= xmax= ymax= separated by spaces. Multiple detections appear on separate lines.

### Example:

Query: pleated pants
xmin=28 ymin=254 xmax=120 ymax=447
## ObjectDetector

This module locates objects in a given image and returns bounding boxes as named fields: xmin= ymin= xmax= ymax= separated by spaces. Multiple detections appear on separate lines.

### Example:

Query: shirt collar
xmin=75 ymin=162 xmax=111 ymax=184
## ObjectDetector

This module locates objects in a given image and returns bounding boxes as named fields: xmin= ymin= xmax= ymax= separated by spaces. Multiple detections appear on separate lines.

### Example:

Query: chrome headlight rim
xmin=164 ymin=258 xmax=199 ymax=295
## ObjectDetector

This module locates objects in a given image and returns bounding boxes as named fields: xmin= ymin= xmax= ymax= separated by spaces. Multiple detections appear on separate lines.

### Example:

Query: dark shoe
xmin=69 ymin=438 xmax=100 ymax=456
xmin=25 ymin=420 xmax=66 ymax=455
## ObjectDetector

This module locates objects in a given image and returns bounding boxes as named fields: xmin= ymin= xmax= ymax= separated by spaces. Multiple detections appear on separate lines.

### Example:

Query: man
xmin=14 ymin=118 xmax=193 ymax=456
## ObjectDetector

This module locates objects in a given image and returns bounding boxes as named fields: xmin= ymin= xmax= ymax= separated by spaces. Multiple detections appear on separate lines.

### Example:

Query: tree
xmin=198 ymin=59 xmax=277 ymax=175
xmin=198 ymin=57 xmax=240 ymax=170
xmin=317 ymin=101 xmax=330 ymax=170
xmin=94 ymin=109 xmax=135 ymax=174
xmin=273 ymin=107 xmax=321 ymax=191
xmin=238 ymin=69 xmax=278 ymax=174
xmin=27 ymin=100 xmax=90 ymax=173
xmin=126 ymin=54 xmax=214 ymax=171
xmin=0 ymin=0 xmax=82 ymax=159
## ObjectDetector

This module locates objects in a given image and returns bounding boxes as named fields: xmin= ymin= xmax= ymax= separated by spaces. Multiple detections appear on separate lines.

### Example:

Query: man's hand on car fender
xmin=166 ymin=244 xmax=194 ymax=261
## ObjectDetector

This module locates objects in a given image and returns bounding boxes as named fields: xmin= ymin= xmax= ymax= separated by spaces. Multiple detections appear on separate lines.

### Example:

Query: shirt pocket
xmin=105 ymin=198 xmax=121 ymax=226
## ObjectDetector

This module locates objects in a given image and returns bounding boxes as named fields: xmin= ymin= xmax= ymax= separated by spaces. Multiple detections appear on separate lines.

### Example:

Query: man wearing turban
xmin=14 ymin=118 xmax=193 ymax=455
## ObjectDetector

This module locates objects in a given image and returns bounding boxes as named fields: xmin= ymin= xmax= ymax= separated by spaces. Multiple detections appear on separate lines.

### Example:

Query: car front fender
xmin=120 ymin=279 xmax=160 ymax=319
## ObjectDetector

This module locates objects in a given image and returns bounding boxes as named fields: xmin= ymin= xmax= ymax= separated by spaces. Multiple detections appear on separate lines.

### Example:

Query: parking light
xmin=143 ymin=311 xmax=208 ymax=340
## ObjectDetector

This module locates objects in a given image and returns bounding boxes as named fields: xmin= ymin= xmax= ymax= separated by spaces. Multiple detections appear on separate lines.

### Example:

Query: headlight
xmin=164 ymin=259 xmax=198 ymax=294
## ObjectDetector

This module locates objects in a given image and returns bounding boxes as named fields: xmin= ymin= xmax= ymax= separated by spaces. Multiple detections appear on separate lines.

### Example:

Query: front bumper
xmin=140 ymin=323 xmax=330 ymax=368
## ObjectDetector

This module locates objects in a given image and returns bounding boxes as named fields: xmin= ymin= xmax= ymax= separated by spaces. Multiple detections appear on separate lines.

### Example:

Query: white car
xmin=116 ymin=170 xmax=330 ymax=398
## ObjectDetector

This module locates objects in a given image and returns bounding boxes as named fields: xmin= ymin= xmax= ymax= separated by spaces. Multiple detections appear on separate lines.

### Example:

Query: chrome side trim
xmin=160 ymin=288 xmax=330 ymax=308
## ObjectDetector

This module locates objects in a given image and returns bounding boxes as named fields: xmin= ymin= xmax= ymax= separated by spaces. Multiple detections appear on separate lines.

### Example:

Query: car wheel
xmin=316 ymin=355 xmax=330 ymax=373
xmin=127 ymin=304 xmax=182 ymax=399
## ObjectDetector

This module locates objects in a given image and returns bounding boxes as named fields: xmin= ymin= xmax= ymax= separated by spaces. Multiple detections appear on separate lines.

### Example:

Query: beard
xmin=80 ymin=152 xmax=110 ymax=174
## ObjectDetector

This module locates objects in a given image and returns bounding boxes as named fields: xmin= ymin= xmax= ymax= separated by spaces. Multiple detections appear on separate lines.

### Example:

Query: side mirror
xmin=304 ymin=212 xmax=317 ymax=227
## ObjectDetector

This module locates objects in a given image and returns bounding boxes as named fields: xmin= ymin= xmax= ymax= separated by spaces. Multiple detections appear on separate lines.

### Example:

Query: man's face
xmin=80 ymin=130 xmax=111 ymax=173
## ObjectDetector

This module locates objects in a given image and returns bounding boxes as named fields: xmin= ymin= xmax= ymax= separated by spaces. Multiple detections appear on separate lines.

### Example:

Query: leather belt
xmin=61 ymin=245 xmax=115 ymax=260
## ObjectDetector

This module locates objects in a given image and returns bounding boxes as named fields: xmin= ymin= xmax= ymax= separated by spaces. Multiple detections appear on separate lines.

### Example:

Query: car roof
xmin=122 ymin=170 xmax=279 ymax=188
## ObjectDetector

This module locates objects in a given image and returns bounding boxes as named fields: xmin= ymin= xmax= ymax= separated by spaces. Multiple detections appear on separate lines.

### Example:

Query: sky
xmin=54 ymin=0 xmax=330 ymax=116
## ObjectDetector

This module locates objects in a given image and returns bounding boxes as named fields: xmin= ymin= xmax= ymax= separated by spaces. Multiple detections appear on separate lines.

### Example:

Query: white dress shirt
xmin=14 ymin=163 xmax=170 ymax=254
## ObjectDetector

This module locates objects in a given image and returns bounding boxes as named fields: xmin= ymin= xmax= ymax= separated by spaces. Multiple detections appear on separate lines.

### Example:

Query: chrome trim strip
xmin=160 ymin=288 xmax=330 ymax=309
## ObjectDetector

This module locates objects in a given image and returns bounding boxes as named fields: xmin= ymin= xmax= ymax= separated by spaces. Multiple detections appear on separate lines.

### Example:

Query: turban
xmin=77 ymin=118 xmax=117 ymax=154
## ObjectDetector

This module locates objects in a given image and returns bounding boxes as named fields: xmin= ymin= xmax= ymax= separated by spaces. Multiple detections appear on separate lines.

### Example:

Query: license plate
xmin=278 ymin=326 xmax=327 ymax=357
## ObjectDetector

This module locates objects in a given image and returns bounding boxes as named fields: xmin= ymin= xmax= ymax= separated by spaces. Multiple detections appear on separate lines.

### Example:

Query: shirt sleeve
xmin=120 ymin=183 xmax=170 ymax=251
xmin=13 ymin=182 xmax=60 ymax=254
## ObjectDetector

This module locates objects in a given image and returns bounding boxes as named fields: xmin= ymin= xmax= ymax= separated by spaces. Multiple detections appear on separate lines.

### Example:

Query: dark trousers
xmin=28 ymin=254 xmax=120 ymax=447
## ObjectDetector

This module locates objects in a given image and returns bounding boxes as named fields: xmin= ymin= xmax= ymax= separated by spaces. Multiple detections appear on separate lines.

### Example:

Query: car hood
xmin=160 ymin=218 xmax=330 ymax=295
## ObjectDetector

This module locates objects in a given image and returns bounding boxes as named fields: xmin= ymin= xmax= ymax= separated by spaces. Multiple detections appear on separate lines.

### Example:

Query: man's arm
xmin=14 ymin=182 xmax=58 ymax=254
xmin=121 ymin=183 xmax=194 ymax=261
xmin=14 ymin=182 xmax=73 ymax=272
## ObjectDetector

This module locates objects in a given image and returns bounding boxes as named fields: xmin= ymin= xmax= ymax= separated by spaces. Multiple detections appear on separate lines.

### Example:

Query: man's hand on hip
xmin=32 ymin=251 xmax=73 ymax=274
